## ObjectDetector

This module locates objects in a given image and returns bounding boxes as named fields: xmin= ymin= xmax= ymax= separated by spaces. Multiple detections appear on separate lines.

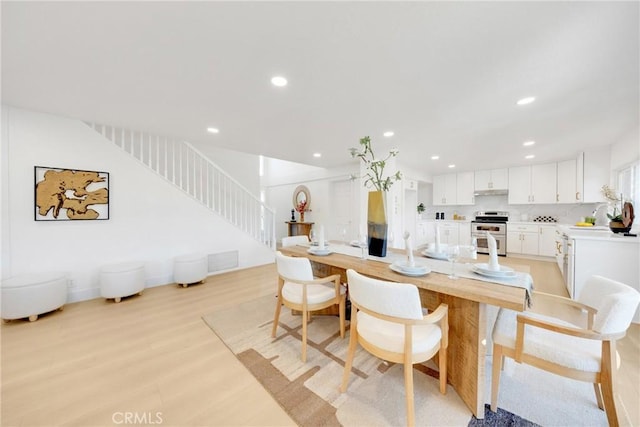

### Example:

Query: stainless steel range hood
xmin=473 ymin=189 xmax=508 ymax=196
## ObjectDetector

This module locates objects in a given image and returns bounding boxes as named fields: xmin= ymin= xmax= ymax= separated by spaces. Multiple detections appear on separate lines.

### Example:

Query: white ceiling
xmin=2 ymin=1 xmax=638 ymax=176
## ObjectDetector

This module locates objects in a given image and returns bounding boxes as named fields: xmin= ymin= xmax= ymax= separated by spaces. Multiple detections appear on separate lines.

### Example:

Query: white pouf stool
xmin=100 ymin=262 xmax=145 ymax=303
xmin=1 ymin=272 xmax=68 ymax=322
xmin=174 ymin=253 xmax=208 ymax=288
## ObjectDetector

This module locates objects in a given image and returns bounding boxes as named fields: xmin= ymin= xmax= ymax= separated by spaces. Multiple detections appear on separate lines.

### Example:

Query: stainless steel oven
xmin=471 ymin=211 xmax=508 ymax=256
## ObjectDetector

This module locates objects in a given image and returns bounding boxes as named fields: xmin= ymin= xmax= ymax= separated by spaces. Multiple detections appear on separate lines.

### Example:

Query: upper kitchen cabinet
xmin=576 ymin=147 xmax=611 ymax=203
xmin=557 ymin=159 xmax=580 ymax=203
xmin=433 ymin=172 xmax=474 ymax=206
xmin=433 ymin=174 xmax=457 ymax=206
xmin=474 ymin=168 xmax=508 ymax=192
xmin=508 ymin=163 xmax=557 ymax=204
xmin=456 ymin=171 xmax=475 ymax=205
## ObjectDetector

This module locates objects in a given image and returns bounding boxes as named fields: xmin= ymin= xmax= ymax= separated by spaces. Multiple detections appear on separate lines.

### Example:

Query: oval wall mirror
xmin=292 ymin=185 xmax=311 ymax=210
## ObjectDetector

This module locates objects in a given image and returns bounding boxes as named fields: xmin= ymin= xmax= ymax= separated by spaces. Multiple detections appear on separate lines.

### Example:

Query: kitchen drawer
xmin=509 ymin=224 xmax=538 ymax=233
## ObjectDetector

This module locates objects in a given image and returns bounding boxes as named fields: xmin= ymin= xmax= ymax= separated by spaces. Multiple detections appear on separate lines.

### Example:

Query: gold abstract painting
xmin=34 ymin=166 xmax=109 ymax=221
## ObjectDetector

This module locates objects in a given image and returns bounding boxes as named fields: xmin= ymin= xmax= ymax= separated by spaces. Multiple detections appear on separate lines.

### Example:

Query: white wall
xmin=1 ymin=107 xmax=274 ymax=302
xmin=610 ymin=126 xmax=639 ymax=171
xmin=262 ymin=157 xmax=358 ymax=241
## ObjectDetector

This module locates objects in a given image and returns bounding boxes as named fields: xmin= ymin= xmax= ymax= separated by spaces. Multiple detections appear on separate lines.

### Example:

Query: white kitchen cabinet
xmin=432 ymin=174 xmax=457 ymax=206
xmin=557 ymin=159 xmax=580 ymax=204
xmin=507 ymin=224 xmax=539 ymax=255
xmin=538 ymin=225 xmax=557 ymax=257
xmin=416 ymin=221 xmax=434 ymax=247
xmin=456 ymin=171 xmax=475 ymax=205
xmin=508 ymin=163 xmax=557 ymax=204
xmin=474 ymin=168 xmax=508 ymax=191
xmin=507 ymin=166 xmax=531 ymax=204
xmin=458 ymin=222 xmax=471 ymax=246
xmin=576 ymin=148 xmax=611 ymax=203
xmin=437 ymin=221 xmax=459 ymax=245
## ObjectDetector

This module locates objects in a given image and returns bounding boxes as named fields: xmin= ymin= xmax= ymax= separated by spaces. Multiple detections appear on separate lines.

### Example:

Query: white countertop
xmin=556 ymin=224 xmax=639 ymax=243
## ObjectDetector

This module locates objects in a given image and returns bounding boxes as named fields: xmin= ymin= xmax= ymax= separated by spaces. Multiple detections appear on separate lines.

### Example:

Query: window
xmin=617 ymin=161 xmax=640 ymax=206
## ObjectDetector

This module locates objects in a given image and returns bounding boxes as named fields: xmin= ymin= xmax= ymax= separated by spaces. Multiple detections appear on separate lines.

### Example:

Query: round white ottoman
xmin=100 ymin=262 xmax=145 ymax=303
xmin=174 ymin=253 xmax=208 ymax=288
xmin=1 ymin=272 xmax=68 ymax=322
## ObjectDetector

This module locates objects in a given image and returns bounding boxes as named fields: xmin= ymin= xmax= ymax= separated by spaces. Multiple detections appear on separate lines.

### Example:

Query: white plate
xmin=421 ymin=249 xmax=448 ymax=261
xmin=471 ymin=263 xmax=516 ymax=278
xmin=390 ymin=263 xmax=431 ymax=277
xmin=307 ymin=248 xmax=332 ymax=256
xmin=393 ymin=260 xmax=429 ymax=273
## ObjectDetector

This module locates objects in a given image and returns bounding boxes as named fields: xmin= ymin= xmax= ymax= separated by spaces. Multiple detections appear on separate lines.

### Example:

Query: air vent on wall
xmin=208 ymin=250 xmax=239 ymax=272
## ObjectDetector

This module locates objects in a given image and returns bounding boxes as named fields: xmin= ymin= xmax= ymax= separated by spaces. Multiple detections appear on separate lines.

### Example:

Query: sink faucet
xmin=592 ymin=203 xmax=609 ymax=226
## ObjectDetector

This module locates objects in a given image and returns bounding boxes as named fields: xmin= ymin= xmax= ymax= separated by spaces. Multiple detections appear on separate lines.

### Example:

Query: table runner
xmin=302 ymin=241 xmax=533 ymax=307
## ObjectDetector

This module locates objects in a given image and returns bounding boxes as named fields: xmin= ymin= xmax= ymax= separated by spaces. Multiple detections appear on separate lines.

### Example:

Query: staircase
xmin=85 ymin=122 xmax=276 ymax=249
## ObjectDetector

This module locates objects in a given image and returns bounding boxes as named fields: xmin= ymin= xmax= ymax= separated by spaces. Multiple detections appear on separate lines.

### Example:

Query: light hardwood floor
xmin=1 ymin=257 xmax=638 ymax=426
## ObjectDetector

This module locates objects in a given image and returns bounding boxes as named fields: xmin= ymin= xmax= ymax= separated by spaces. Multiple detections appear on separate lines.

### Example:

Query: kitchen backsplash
xmin=419 ymin=195 xmax=602 ymax=225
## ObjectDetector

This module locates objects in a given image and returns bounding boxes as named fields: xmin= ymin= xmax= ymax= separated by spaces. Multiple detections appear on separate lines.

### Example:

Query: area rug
xmin=202 ymin=295 xmax=609 ymax=426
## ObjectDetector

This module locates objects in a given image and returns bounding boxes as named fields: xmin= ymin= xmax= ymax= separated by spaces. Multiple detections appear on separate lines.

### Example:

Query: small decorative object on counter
xmin=601 ymin=185 xmax=633 ymax=233
xmin=533 ymin=216 xmax=557 ymax=223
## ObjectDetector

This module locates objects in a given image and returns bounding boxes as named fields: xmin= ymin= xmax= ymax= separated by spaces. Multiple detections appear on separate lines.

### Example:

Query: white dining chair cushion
xmin=282 ymin=281 xmax=346 ymax=305
xmin=275 ymin=251 xmax=314 ymax=281
xmin=356 ymin=311 xmax=442 ymax=354
xmin=578 ymin=275 xmax=640 ymax=334
xmin=346 ymin=270 xmax=423 ymax=320
xmin=492 ymin=308 xmax=607 ymax=373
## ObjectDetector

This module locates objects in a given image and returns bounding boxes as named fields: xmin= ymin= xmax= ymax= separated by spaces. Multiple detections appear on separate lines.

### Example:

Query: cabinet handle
xmin=556 ymin=194 xmax=559 ymax=202
xmin=576 ymin=191 xmax=580 ymax=201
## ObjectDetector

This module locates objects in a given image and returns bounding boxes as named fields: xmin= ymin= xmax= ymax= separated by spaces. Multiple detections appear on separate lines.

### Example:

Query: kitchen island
xmin=556 ymin=224 xmax=640 ymax=323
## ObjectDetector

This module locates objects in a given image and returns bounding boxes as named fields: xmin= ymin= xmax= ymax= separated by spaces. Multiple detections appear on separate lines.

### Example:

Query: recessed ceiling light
xmin=313 ymin=153 xmax=321 ymax=158
xmin=517 ymin=96 xmax=536 ymax=105
xmin=523 ymin=140 xmax=535 ymax=146
xmin=207 ymin=127 xmax=219 ymax=134
xmin=448 ymin=164 xmax=456 ymax=168
xmin=383 ymin=131 xmax=394 ymax=137
xmin=271 ymin=76 xmax=288 ymax=87
xmin=431 ymin=155 xmax=439 ymax=160
xmin=525 ymin=154 xmax=535 ymax=159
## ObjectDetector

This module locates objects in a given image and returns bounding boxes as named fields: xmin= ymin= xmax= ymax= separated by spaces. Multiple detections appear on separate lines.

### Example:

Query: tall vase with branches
xmin=350 ymin=136 xmax=402 ymax=257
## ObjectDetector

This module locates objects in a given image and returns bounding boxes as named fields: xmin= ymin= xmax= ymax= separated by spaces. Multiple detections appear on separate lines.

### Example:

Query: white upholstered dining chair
xmin=340 ymin=269 xmax=448 ymax=427
xmin=491 ymin=275 xmax=640 ymax=427
xmin=271 ymin=251 xmax=346 ymax=362
xmin=281 ymin=235 xmax=310 ymax=247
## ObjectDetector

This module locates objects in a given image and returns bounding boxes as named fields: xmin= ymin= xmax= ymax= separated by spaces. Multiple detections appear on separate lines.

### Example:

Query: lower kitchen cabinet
xmin=538 ymin=225 xmax=557 ymax=257
xmin=507 ymin=224 xmax=539 ymax=255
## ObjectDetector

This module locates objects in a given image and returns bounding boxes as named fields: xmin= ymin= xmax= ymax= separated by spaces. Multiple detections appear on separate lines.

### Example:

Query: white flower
xmin=348 ymin=136 xmax=402 ymax=192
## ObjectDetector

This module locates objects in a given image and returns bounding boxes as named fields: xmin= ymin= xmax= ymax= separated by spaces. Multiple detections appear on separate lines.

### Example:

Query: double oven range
xmin=471 ymin=211 xmax=508 ymax=256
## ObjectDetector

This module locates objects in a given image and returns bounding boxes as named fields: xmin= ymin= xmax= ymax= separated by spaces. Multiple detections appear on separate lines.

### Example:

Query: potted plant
xmin=601 ymin=185 xmax=632 ymax=233
xmin=349 ymin=136 xmax=401 ymax=256
xmin=417 ymin=202 xmax=425 ymax=219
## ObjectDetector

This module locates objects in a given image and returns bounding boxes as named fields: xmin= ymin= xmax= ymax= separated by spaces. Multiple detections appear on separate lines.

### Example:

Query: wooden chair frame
xmin=340 ymin=299 xmax=449 ymax=427
xmin=271 ymin=272 xmax=345 ymax=362
xmin=491 ymin=291 xmax=627 ymax=427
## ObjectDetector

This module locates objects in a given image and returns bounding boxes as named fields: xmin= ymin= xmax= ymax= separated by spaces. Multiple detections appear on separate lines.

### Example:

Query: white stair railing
xmin=85 ymin=122 xmax=276 ymax=249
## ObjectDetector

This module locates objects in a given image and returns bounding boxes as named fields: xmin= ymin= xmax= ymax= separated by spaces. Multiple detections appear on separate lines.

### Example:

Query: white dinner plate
xmin=307 ymin=248 xmax=332 ymax=256
xmin=393 ymin=260 xmax=429 ymax=273
xmin=390 ymin=263 xmax=431 ymax=277
xmin=471 ymin=263 xmax=516 ymax=278
xmin=421 ymin=249 xmax=448 ymax=261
